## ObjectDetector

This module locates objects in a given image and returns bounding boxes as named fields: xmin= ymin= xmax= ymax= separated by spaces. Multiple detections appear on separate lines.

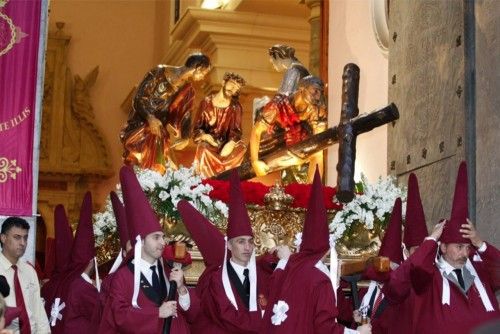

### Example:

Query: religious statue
xmin=120 ymin=53 xmax=211 ymax=172
xmin=250 ymin=75 xmax=327 ymax=182
xmin=193 ymin=72 xmax=247 ymax=178
xmin=250 ymin=44 xmax=326 ymax=182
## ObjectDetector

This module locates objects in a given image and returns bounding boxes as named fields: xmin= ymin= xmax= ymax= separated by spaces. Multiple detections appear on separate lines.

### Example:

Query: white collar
xmin=229 ymin=259 xmax=248 ymax=282
xmin=437 ymin=256 xmax=462 ymax=276
xmin=315 ymin=260 xmax=330 ymax=277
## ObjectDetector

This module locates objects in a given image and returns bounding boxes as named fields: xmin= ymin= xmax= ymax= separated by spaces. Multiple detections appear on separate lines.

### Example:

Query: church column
xmin=305 ymin=0 xmax=321 ymax=76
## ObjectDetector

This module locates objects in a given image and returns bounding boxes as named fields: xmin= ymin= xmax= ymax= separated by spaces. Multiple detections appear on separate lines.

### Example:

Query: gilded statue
xmin=249 ymin=44 xmax=329 ymax=182
xmin=193 ymin=72 xmax=247 ymax=178
xmin=120 ymin=53 xmax=211 ymax=171
xmin=251 ymin=73 xmax=327 ymax=182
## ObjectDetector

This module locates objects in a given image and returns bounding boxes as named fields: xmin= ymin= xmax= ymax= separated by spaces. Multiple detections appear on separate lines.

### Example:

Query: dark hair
xmin=1 ymin=217 xmax=30 ymax=235
xmin=298 ymin=75 xmax=324 ymax=90
xmin=268 ymin=44 xmax=297 ymax=61
xmin=223 ymin=72 xmax=246 ymax=86
xmin=185 ymin=52 xmax=211 ymax=69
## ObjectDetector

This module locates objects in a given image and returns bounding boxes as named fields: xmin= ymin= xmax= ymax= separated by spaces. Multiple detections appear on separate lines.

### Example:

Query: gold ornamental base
xmin=96 ymin=185 xmax=383 ymax=284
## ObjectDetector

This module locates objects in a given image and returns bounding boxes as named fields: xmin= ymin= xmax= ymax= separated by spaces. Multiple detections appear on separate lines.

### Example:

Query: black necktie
xmin=243 ymin=268 xmax=250 ymax=296
xmin=453 ymin=268 xmax=465 ymax=290
xmin=150 ymin=265 xmax=161 ymax=293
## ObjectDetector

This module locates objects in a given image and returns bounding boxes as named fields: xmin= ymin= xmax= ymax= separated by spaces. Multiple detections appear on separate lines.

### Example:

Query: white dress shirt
xmin=0 ymin=252 xmax=50 ymax=334
xmin=229 ymin=259 xmax=249 ymax=284
xmin=136 ymin=258 xmax=190 ymax=310
xmin=438 ymin=256 xmax=464 ymax=282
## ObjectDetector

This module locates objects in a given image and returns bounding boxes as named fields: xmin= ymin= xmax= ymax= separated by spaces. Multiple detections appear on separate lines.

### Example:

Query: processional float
xmin=114 ymin=48 xmax=399 ymax=308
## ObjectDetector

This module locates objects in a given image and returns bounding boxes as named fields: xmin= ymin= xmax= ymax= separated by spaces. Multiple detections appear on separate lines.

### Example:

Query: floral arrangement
xmin=93 ymin=166 xmax=228 ymax=246
xmin=204 ymin=179 xmax=342 ymax=210
xmin=329 ymin=174 xmax=407 ymax=241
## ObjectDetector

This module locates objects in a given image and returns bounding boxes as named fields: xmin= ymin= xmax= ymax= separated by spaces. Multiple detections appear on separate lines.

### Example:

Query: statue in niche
xmin=250 ymin=74 xmax=327 ymax=182
xmin=120 ymin=53 xmax=211 ymax=172
xmin=63 ymin=67 xmax=100 ymax=164
xmin=193 ymin=72 xmax=247 ymax=178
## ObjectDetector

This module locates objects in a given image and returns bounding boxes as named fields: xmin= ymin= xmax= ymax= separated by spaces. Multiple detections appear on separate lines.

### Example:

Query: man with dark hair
xmin=193 ymin=72 xmax=247 ymax=177
xmin=410 ymin=162 xmax=500 ymax=334
xmin=121 ymin=52 xmax=211 ymax=171
xmin=0 ymin=217 xmax=50 ymax=333
xmin=98 ymin=167 xmax=195 ymax=334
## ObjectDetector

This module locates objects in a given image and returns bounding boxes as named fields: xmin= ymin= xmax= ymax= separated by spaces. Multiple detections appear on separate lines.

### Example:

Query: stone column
xmin=305 ymin=0 xmax=321 ymax=76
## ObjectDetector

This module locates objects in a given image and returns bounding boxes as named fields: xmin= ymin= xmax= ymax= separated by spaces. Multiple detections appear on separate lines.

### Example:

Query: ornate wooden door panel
xmin=387 ymin=0 xmax=466 ymax=227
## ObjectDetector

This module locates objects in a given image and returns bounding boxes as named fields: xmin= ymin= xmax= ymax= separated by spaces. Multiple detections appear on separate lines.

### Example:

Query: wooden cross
xmin=215 ymin=63 xmax=399 ymax=203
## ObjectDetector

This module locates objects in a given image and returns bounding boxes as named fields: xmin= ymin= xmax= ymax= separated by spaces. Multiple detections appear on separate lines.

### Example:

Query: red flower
xmin=203 ymin=179 xmax=342 ymax=210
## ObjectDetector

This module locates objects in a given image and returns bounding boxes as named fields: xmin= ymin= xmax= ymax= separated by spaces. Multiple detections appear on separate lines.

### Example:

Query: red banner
xmin=0 ymin=0 xmax=47 ymax=216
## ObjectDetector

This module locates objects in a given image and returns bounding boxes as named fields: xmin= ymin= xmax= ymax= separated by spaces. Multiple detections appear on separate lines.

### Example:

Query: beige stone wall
xmin=48 ymin=0 xmax=171 ymax=208
xmin=475 ymin=0 xmax=500 ymax=246
xmin=326 ymin=0 xmax=389 ymax=186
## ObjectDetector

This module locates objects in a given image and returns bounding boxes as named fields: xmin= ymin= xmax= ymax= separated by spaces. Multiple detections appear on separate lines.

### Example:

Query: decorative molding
xmin=38 ymin=23 xmax=113 ymax=238
xmin=164 ymin=8 xmax=310 ymax=89
xmin=370 ymin=0 xmax=390 ymax=57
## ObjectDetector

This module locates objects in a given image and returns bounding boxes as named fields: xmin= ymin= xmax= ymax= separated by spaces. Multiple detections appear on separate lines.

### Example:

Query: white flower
xmin=93 ymin=164 xmax=226 ymax=246
xmin=271 ymin=300 xmax=289 ymax=326
xmin=329 ymin=234 xmax=336 ymax=248
xmin=329 ymin=173 xmax=406 ymax=240
xmin=214 ymin=200 xmax=229 ymax=217
xmin=159 ymin=191 xmax=170 ymax=201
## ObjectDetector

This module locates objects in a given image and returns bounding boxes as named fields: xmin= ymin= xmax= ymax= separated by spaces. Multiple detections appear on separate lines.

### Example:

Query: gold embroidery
xmin=0 ymin=9 xmax=16 ymax=57
xmin=0 ymin=157 xmax=22 ymax=183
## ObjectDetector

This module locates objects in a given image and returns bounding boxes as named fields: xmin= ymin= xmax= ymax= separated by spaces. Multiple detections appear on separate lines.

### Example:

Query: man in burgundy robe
xmin=98 ymin=166 xmax=196 ymax=334
xmin=56 ymin=192 xmax=100 ymax=333
xmin=261 ymin=169 xmax=370 ymax=334
xmin=40 ymin=204 xmax=74 ymax=330
xmin=93 ymin=191 xmax=131 ymax=326
xmin=382 ymin=173 xmax=428 ymax=334
xmin=410 ymin=162 xmax=500 ymax=334
xmin=178 ymin=171 xmax=274 ymax=333
xmin=193 ymin=72 xmax=247 ymax=178
xmin=355 ymin=198 xmax=404 ymax=334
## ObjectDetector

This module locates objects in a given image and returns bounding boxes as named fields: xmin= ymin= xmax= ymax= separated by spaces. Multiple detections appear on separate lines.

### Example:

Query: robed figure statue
xmin=193 ymin=72 xmax=247 ymax=178
xmin=120 ymin=53 xmax=211 ymax=172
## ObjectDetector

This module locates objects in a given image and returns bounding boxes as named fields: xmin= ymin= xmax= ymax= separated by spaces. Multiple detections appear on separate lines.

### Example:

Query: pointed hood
xmin=260 ymin=167 xmax=335 ymax=331
xmin=177 ymin=199 xmax=225 ymax=297
xmin=441 ymin=161 xmax=470 ymax=244
xmin=69 ymin=192 xmax=96 ymax=271
xmin=177 ymin=200 xmax=225 ymax=268
xmin=299 ymin=168 xmax=329 ymax=258
xmin=119 ymin=166 xmax=162 ymax=308
xmin=226 ymin=170 xmax=253 ymax=239
xmin=53 ymin=205 xmax=74 ymax=275
xmin=222 ymin=171 xmax=257 ymax=311
xmin=403 ymin=173 xmax=428 ymax=247
xmin=120 ymin=166 xmax=162 ymax=241
xmin=110 ymin=191 xmax=129 ymax=251
xmin=40 ymin=205 xmax=75 ymax=311
xmin=363 ymin=198 xmax=403 ymax=282
xmin=379 ymin=198 xmax=403 ymax=264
